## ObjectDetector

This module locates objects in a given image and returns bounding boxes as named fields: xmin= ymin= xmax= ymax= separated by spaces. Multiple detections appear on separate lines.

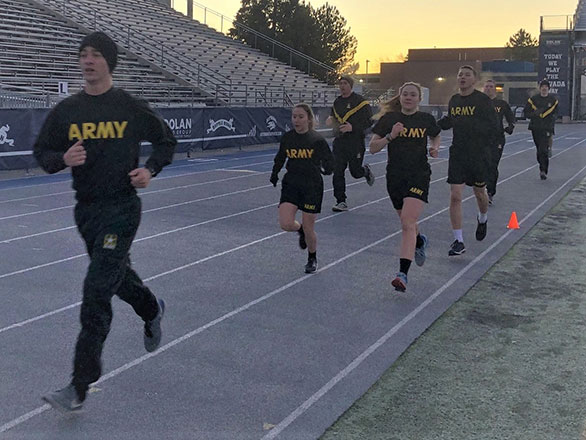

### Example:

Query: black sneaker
xmin=540 ymin=171 xmax=547 ymax=180
xmin=448 ymin=240 xmax=466 ymax=256
xmin=304 ymin=258 xmax=318 ymax=274
xmin=475 ymin=218 xmax=487 ymax=241
xmin=488 ymin=193 xmax=494 ymax=205
xmin=144 ymin=299 xmax=165 ymax=352
xmin=364 ymin=164 xmax=375 ymax=186
xmin=42 ymin=384 xmax=83 ymax=414
xmin=298 ymin=226 xmax=307 ymax=250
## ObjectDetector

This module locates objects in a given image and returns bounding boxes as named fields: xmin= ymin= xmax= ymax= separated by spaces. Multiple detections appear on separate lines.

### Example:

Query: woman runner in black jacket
xmin=271 ymin=104 xmax=334 ymax=273
xmin=369 ymin=83 xmax=441 ymax=292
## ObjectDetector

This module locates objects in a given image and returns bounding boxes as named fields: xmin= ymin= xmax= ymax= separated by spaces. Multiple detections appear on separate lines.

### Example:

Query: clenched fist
xmin=129 ymin=168 xmax=152 ymax=188
xmin=63 ymin=140 xmax=86 ymax=167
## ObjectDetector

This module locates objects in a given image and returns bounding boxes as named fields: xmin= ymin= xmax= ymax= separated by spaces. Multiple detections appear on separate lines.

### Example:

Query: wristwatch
xmin=145 ymin=165 xmax=157 ymax=177
xmin=385 ymin=133 xmax=393 ymax=142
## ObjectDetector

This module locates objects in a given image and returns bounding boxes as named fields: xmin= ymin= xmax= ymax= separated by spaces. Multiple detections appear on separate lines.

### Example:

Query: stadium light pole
xmin=366 ymin=59 xmax=370 ymax=88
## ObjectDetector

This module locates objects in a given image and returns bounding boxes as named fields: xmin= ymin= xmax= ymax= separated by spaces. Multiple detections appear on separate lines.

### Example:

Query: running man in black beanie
xmin=326 ymin=76 xmax=375 ymax=212
xmin=524 ymin=79 xmax=559 ymax=180
xmin=34 ymin=31 xmax=177 ymax=413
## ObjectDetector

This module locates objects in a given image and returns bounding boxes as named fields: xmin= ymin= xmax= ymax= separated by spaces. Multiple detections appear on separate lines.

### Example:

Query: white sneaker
xmin=332 ymin=201 xmax=349 ymax=212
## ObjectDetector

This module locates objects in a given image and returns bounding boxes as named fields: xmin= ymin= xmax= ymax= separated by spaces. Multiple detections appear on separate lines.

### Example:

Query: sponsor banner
xmin=0 ymin=106 xmax=332 ymax=170
xmin=0 ymin=109 xmax=47 ymax=170
xmin=538 ymin=33 xmax=570 ymax=117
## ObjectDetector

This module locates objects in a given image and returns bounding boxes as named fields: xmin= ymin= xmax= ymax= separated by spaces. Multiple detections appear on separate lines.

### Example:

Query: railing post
xmin=272 ymin=42 xmax=275 ymax=58
xmin=204 ymin=7 xmax=207 ymax=25
xmin=221 ymin=15 xmax=223 ymax=33
xmin=290 ymin=51 xmax=292 ymax=66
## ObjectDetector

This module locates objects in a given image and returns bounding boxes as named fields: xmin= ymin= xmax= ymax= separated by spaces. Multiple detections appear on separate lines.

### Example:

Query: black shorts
xmin=280 ymin=173 xmax=323 ymax=214
xmin=386 ymin=168 xmax=430 ymax=210
xmin=447 ymin=147 xmax=489 ymax=187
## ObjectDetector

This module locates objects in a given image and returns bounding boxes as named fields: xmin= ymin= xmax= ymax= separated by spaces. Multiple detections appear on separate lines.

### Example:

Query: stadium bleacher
xmin=0 ymin=0 xmax=338 ymax=107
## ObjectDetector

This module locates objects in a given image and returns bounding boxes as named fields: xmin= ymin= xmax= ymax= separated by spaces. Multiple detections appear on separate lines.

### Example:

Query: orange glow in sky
xmin=171 ymin=0 xmax=577 ymax=73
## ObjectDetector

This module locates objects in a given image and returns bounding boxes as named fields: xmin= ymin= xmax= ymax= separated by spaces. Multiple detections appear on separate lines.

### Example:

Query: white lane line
xmin=3 ymin=156 xmax=583 ymax=436
xmin=1 ymin=135 xmax=584 ymax=333
xmin=0 ymin=132 xmax=582 ymax=278
xmin=0 ymin=155 xmax=384 ymax=221
xmin=0 ymin=154 xmax=384 ymax=240
xmin=0 ymin=159 xmax=390 ymax=274
xmin=0 ymin=136 xmax=580 ymax=333
xmin=260 ymin=161 xmax=586 ymax=440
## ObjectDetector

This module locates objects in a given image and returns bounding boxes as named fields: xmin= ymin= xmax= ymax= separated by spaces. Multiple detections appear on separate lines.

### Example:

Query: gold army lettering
xmin=409 ymin=187 xmax=424 ymax=196
xmin=68 ymin=121 xmax=129 ymax=141
xmin=286 ymin=148 xmax=314 ymax=159
xmin=450 ymin=106 xmax=476 ymax=116
xmin=399 ymin=127 xmax=427 ymax=138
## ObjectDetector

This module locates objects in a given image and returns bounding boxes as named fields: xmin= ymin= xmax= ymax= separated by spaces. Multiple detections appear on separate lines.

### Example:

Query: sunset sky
xmin=172 ymin=0 xmax=577 ymax=73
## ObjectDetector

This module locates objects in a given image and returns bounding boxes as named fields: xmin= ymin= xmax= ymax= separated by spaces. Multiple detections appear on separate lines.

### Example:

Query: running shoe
xmin=414 ymin=234 xmax=428 ymax=267
xmin=391 ymin=272 xmax=408 ymax=292
xmin=488 ymin=193 xmax=494 ymax=205
xmin=448 ymin=240 xmax=466 ymax=256
xmin=475 ymin=218 xmax=488 ymax=241
xmin=144 ymin=299 xmax=165 ymax=352
xmin=304 ymin=258 xmax=318 ymax=274
xmin=332 ymin=201 xmax=349 ymax=212
xmin=364 ymin=164 xmax=375 ymax=186
xmin=540 ymin=171 xmax=547 ymax=180
xmin=42 ymin=384 xmax=83 ymax=414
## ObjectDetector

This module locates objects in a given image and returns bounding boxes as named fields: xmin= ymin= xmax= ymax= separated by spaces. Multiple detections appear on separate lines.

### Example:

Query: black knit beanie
xmin=79 ymin=32 xmax=118 ymax=72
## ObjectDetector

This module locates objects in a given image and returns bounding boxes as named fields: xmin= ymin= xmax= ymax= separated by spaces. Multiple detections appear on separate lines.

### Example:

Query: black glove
xmin=504 ymin=125 xmax=514 ymax=135
xmin=270 ymin=172 xmax=279 ymax=187
xmin=320 ymin=164 xmax=333 ymax=176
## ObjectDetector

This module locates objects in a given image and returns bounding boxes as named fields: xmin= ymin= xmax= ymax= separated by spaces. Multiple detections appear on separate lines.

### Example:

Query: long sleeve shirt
xmin=491 ymin=97 xmax=515 ymax=137
xmin=272 ymin=130 xmax=334 ymax=181
xmin=524 ymin=94 xmax=558 ymax=132
xmin=330 ymin=92 xmax=373 ymax=139
xmin=438 ymin=89 xmax=499 ymax=154
xmin=34 ymin=87 xmax=176 ymax=203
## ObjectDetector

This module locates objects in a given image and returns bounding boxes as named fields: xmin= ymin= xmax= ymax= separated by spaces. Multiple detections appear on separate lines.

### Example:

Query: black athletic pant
xmin=531 ymin=129 xmax=551 ymax=174
xmin=332 ymin=136 xmax=367 ymax=203
xmin=71 ymin=195 xmax=158 ymax=394
xmin=487 ymin=136 xmax=505 ymax=196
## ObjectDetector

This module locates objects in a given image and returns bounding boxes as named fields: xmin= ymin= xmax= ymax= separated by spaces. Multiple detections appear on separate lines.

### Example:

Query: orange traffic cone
xmin=507 ymin=212 xmax=520 ymax=229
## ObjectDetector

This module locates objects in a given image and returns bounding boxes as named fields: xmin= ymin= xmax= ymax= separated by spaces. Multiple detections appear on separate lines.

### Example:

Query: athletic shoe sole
xmin=391 ymin=278 xmax=406 ymax=292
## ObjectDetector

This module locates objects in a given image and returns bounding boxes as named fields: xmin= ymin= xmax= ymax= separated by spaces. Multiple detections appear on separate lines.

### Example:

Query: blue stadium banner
xmin=0 ymin=109 xmax=46 ymax=170
xmin=0 ymin=106 xmax=333 ymax=171
xmin=538 ymin=33 xmax=570 ymax=117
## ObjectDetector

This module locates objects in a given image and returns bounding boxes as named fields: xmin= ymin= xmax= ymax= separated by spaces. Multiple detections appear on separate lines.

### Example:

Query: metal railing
xmin=38 ymin=0 xmax=233 ymax=104
xmin=19 ymin=0 xmax=338 ymax=107
xmin=541 ymin=15 xmax=573 ymax=32
xmin=171 ymin=0 xmax=336 ymax=81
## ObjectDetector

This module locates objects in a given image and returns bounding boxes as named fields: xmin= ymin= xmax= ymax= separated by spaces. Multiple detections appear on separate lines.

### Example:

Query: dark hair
xmin=539 ymin=79 xmax=550 ymax=88
xmin=484 ymin=79 xmax=495 ymax=84
xmin=338 ymin=76 xmax=354 ymax=88
xmin=293 ymin=103 xmax=315 ymax=130
xmin=459 ymin=65 xmax=477 ymax=77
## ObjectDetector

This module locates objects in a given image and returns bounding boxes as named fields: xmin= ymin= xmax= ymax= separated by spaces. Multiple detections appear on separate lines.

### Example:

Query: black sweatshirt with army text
xmin=34 ymin=88 xmax=177 ymax=203
xmin=438 ymin=89 xmax=499 ymax=153
xmin=272 ymin=130 xmax=334 ymax=181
